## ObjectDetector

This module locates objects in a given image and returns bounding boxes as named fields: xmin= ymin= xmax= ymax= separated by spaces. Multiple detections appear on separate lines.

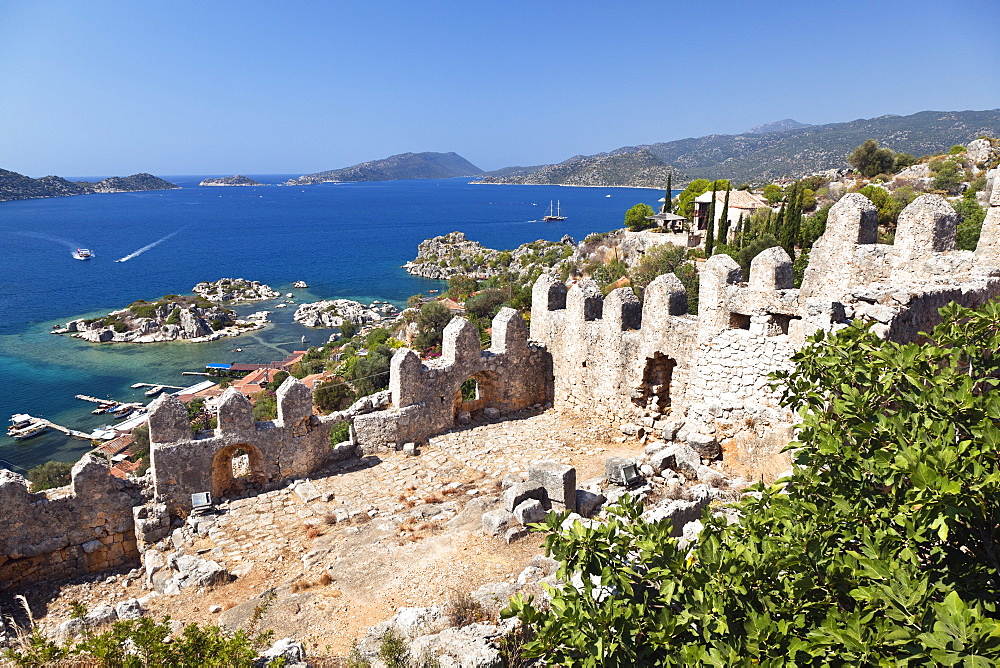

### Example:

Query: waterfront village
xmin=1 ymin=138 xmax=999 ymax=665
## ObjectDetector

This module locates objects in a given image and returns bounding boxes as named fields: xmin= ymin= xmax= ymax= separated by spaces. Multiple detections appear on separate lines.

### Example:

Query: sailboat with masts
xmin=543 ymin=200 xmax=566 ymax=222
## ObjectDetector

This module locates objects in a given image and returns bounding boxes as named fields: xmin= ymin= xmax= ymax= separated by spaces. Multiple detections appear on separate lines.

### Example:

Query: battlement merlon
xmin=148 ymin=392 xmax=192 ymax=445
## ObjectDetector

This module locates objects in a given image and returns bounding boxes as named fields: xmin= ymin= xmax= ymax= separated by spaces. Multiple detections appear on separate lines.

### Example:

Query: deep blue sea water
xmin=0 ymin=176 xmax=662 ymax=471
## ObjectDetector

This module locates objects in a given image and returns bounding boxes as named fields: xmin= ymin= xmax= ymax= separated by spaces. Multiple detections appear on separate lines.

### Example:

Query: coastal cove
xmin=0 ymin=176 xmax=661 ymax=471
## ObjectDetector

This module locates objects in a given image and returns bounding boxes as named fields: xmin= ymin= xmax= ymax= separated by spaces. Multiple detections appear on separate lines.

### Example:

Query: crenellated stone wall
xmin=352 ymin=308 xmax=551 ymax=452
xmin=530 ymin=189 xmax=1000 ymax=447
xmin=0 ymin=455 xmax=143 ymax=591
xmin=148 ymin=377 xmax=346 ymax=515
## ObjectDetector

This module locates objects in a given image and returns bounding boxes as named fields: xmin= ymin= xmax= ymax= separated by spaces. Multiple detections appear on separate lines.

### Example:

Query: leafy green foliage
xmin=329 ymin=420 xmax=351 ymax=445
xmin=27 ymin=460 xmax=73 ymax=491
xmin=251 ymin=391 xmax=277 ymax=421
xmin=848 ymin=139 xmax=897 ymax=177
xmin=624 ymin=203 xmax=656 ymax=232
xmin=314 ymin=379 xmax=354 ymax=413
xmin=4 ymin=613 xmax=272 ymax=668
xmin=414 ymin=301 xmax=452 ymax=350
xmin=955 ymin=190 xmax=988 ymax=250
xmin=508 ymin=302 xmax=1000 ymax=665
xmin=762 ymin=183 xmax=783 ymax=204
xmin=736 ymin=234 xmax=780 ymax=278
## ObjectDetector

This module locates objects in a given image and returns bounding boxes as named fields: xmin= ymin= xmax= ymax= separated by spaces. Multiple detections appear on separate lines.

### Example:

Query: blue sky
xmin=1 ymin=0 xmax=997 ymax=176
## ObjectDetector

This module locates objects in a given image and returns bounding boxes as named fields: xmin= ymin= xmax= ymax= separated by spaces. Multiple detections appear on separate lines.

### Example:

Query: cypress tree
xmin=736 ymin=212 xmax=745 ymax=249
xmin=663 ymin=173 xmax=673 ymax=214
xmin=704 ymin=184 xmax=717 ymax=255
xmin=780 ymin=183 xmax=801 ymax=259
xmin=717 ymin=188 xmax=731 ymax=247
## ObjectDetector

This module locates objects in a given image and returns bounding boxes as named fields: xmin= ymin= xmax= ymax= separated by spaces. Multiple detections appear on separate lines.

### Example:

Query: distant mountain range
xmin=287 ymin=151 xmax=483 ymax=185
xmin=0 ymin=170 xmax=178 ymax=203
xmin=745 ymin=119 xmax=814 ymax=135
xmin=477 ymin=109 xmax=1000 ymax=187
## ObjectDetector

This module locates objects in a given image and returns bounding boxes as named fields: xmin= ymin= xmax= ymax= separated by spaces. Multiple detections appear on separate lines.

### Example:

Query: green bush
xmin=27 ymin=460 xmax=73 ymax=491
xmin=507 ymin=301 xmax=1000 ymax=665
xmin=623 ymin=203 xmax=656 ymax=232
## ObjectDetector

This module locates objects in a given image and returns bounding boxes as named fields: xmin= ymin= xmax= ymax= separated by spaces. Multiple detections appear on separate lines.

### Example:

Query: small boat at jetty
xmin=543 ymin=201 xmax=566 ymax=222
xmin=91 ymin=403 xmax=113 ymax=414
xmin=7 ymin=414 xmax=47 ymax=439
xmin=72 ymin=248 xmax=94 ymax=260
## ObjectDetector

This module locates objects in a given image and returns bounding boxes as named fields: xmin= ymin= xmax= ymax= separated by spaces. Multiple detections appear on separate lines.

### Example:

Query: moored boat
xmin=542 ymin=200 xmax=566 ymax=222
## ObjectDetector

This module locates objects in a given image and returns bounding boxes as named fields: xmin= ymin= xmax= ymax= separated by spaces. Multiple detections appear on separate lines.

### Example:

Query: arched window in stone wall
xmin=453 ymin=370 xmax=502 ymax=423
xmin=211 ymin=443 xmax=267 ymax=499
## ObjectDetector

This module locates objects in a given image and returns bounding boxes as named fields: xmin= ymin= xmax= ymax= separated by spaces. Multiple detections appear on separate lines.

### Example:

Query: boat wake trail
xmin=116 ymin=227 xmax=186 ymax=262
xmin=8 ymin=229 xmax=83 ymax=255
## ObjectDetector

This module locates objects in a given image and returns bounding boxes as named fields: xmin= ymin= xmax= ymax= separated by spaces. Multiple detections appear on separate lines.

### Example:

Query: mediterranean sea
xmin=0 ymin=176 xmax=663 ymax=472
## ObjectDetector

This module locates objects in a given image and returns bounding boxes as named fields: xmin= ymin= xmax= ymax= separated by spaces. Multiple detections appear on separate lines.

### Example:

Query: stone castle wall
xmin=352 ymin=308 xmax=551 ymax=451
xmin=530 ymin=188 xmax=1000 ymax=446
xmin=0 ymin=455 xmax=142 ymax=592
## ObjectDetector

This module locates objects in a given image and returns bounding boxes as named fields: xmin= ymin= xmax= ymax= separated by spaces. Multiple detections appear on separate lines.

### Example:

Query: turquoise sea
xmin=0 ymin=176 xmax=663 ymax=472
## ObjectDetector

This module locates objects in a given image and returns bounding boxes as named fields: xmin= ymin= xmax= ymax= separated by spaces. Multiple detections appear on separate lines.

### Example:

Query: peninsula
xmin=286 ymin=151 xmax=483 ymax=185
xmin=0 ymin=169 xmax=179 ymax=203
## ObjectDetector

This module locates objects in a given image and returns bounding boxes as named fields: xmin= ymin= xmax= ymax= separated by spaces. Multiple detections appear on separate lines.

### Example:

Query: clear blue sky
xmin=2 ymin=0 xmax=997 ymax=177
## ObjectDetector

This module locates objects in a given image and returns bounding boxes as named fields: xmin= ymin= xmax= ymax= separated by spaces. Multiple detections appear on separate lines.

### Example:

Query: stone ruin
xmin=529 ymin=187 xmax=1000 ymax=454
xmin=3 ymin=179 xmax=1000 ymax=592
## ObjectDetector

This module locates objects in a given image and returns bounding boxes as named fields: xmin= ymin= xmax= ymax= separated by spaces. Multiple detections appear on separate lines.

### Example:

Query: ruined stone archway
xmin=453 ymin=370 xmax=503 ymax=422
xmin=633 ymin=352 xmax=676 ymax=413
xmin=211 ymin=443 xmax=267 ymax=500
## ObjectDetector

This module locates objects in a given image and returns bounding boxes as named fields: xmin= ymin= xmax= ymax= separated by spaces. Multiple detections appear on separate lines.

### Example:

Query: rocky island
xmin=0 ymin=169 xmax=179 ymax=202
xmin=192 ymin=278 xmax=280 ymax=302
xmin=53 ymin=294 xmax=263 ymax=343
xmin=404 ymin=231 xmax=576 ymax=280
xmin=198 ymin=175 xmax=264 ymax=187
xmin=293 ymin=299 xmax=400 ymax=328
xmin=286 ymin=151 xmax=483 ymax=185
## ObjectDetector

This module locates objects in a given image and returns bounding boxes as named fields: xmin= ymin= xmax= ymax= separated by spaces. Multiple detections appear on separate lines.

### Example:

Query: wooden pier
xmin=130 ymin=383 xmax=185 ymax=390
xmin=7 ymin=415 xmax=99 ymax=441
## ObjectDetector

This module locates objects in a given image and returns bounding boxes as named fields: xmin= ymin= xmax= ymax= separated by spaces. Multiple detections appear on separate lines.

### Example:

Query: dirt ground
xmin=19 ymin=408 xmax=641 ymax=659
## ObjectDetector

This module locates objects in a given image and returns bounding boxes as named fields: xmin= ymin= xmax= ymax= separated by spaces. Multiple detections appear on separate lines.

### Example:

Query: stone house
xmin=692 ymin=189 xmax=773 ymax=240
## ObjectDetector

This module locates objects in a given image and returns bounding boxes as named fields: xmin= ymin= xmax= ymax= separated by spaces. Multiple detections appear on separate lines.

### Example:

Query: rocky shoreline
xmin=404 ymin=231 xmax=576 ymax=281
xmin=192 ymin=278 xmax=280 ymax=302
xmin=293 ymin=299 xmax=400 ymax=328
xmin=52 ymin=295 xmax=264 ymax=344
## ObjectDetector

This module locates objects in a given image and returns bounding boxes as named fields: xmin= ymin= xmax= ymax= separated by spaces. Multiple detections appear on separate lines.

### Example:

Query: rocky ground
xmin=10 ymin=403 xmax=786 ymax=664
xmin=14 ymin=409 xmax=631 ymax=659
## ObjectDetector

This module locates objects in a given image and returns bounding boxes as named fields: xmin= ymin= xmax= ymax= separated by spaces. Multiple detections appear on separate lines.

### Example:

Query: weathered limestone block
xmin=502 ymin=481 xmax=547 ymax=512
xmin=687 ymin=433 xmax=720 ymax=459
xmin=974 ymin=186 xmax=1000 ymax=266
xmin=441 ymin=317 xmax=480 ymax=366
xmin=894 ymin=194 xmax=957 ymax=260
xmin=528 ymin=461 xmax=576 ymax=510
xmin=605 ymin=457 xmax=638 ymax=486
xmin=482 ymin=508 xmax=514 ymax=536
xmin=644 ymin=272 xmax=688 ymax=318
xmin=389 ymin=348 xmax=423 ymax=408
xmin=514 ymin=499 xmax=546 ymax=525
xmin=822 ymin=192 xmax=879 ymax=246
xmin=749 ymin=246 xmax=793 ymax=292
xmin=604 ymin=287 xmax=642 ymax=332
xmin=698 ymin=254 xmax=742 ymax=339
xmin=566 ymin=279 xmax=603 ymax=322
xmin=147 ymin=393 xmax=192 ymax=444
xmin=276 ymin=376 xmax=313 ymax=427
xmin=489 ymin=307 xmax=529 ymax=355
xmin=216 ymin=388 xmax=254 ymax=434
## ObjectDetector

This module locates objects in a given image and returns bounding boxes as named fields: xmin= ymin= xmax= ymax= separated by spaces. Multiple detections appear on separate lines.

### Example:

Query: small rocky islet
xmin=197 ymin=175 xmax=264 ymax=187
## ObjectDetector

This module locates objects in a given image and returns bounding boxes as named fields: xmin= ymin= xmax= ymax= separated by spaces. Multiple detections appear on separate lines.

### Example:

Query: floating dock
xmin=7 ymin=415 xmax=103 ymax=441
xmin=130 ymin=382 xmax=185 ymax=391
